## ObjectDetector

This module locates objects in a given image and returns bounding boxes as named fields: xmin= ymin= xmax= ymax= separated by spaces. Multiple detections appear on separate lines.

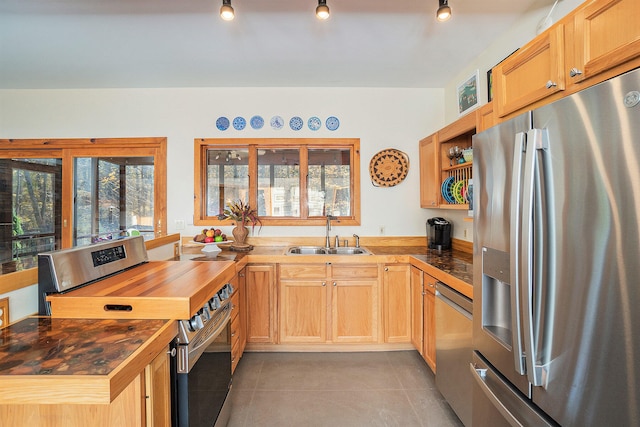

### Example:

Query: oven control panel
xmin=177 ymin=283 xmax=234 ymax=343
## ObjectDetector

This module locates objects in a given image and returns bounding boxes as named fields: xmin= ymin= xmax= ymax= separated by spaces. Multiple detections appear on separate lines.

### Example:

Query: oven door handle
xmin=179 ymin=302 xmax=232 ymax=373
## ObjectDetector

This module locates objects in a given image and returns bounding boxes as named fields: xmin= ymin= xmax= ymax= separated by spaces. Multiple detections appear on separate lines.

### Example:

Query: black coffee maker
xmin=427 ymin=217 xmax=452 ymax=250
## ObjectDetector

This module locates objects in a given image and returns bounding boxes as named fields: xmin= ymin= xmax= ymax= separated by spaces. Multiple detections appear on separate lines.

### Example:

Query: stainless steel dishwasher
xmin=436 ymin=281 xmax=473 ymax=427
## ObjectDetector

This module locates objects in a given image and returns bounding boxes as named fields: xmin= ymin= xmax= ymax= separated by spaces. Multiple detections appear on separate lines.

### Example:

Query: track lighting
xmin=436 ymin=0 xmax=451 ymax=22
xmin=316 ymin=0 xmax=330 ymax=20
xmin=220 ymin=0 xmax=235 ymax=21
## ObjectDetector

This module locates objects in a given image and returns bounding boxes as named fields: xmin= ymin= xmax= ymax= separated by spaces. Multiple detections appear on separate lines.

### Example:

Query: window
xmin=194 ymin=138 xmax=360 ymax=226
xmin=0 ymin=138 xmax=167 ymax=276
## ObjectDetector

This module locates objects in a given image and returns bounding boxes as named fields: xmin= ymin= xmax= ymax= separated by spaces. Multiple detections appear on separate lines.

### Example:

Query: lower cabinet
xmin=230 ymin=267 xmax=247 ymax=372
xmin=383 ymin=264 xmax=411 ymax=343
xmin=279 ymin=263 xmax=378 ymax=344
xmin=144 ymin=347 xmax=171 ymax=427
xmin=410 ymin=266 xmax=437 ymax=372
xmin=245 ymin=264 xmax=276 ymax=344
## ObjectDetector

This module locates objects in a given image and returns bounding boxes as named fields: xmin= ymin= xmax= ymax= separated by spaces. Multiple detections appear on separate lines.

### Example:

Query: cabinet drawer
xmin=280 ymin=264 xmax=328 ymax=279
xmin=231 ymin=314 xmax=241 ymax=344
xmin=331 ymin=264 xmax=378 ymax=279
xmin=230 ymin=291 xmax=240 ymax=320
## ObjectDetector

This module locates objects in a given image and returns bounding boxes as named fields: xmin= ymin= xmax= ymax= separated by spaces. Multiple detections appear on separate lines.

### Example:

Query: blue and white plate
xmin=308 ymin=116 xmax=321 ymax=131
xmin=326 ymin=116 xmax=340 ymax=131
xmin=250 ymin=115 xmax=264 ymax=130
xmin=270 ymin=115 xmax=284 ymax=130
xmin=289 ymin=116 xmax=303 ymax=131
xmin=233 ymin=116 xmax=246 ymax=130
xmin=441 ymin=176 xmax=456 ymax=204
xmin=216 ymin=116 xmax=230 ymax=131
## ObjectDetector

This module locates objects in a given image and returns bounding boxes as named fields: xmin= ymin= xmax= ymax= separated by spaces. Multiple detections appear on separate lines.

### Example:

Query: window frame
xmin=0 ymin=137 xmax=167 ymax=289
xmin=194 ymin=138 xmax=361 ymax=227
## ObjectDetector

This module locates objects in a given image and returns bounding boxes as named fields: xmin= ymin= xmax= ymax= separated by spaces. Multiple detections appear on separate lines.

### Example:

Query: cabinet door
xmin=476 ymin=101 xmax=496 ymax=132
xmin=419 ymin=134 xmax=440 ymax=208
xmin=144 ymin=347 xmax=171 ymax=427
xmin=279 ymin=280 xmax=328 ymax=343
xmin=245 ymin=264 xmax=276 ymax=343
xmin=383 ymin=264 xmax=411 ymax=343
xmin=410 ymin=266 xmax=424 ymax=354
xmin=570 ymin=0 xmax=640 ymax=84
xmin=494 ymin=25 xmax=565 ymax=117
xmin=331 ymin=279 xmax=378 ymax=343
xmin=423 ymin=274 xmax=437 ymax=372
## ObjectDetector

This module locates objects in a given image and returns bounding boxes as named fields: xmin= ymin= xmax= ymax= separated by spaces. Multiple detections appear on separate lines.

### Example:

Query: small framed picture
xmin=457 ymin=70 xmax=480 ymax=116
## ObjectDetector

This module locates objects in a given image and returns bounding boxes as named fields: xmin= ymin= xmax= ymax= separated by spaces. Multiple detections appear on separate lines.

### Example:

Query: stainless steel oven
xmin=171 ymin=283 xmax=234 ymax=427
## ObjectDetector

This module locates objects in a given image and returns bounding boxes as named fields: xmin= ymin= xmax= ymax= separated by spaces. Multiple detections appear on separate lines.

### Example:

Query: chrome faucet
xmin=353 ymin=234 xmax=360 ymax=248
xmin=325 ymin=215 xmax=339 ymax=248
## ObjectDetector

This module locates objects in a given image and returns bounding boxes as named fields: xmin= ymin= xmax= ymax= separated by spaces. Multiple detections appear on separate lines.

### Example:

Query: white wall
xmin=0 ymin=87 xmax=445 ymax=240
xmin=443 ymin=0 xmax=584 ymax=123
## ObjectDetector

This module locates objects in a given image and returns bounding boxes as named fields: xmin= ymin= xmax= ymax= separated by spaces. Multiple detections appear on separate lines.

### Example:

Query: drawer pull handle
xmin=545 ymin=80 xmax=557 ymax=89
xmin=104 ymin=304 xmax=133 ymax=312
xmin=569 ymin=68 xmax=582 ymax=78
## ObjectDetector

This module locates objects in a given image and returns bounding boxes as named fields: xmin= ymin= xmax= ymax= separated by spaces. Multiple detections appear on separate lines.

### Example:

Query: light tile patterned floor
xmin=228 ymin=350 xmax=464 ymax=427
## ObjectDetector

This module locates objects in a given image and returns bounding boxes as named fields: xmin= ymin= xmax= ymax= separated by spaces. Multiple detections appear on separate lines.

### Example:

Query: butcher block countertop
xmin=0 ymin=316 xmax=177 ymax=404
xmin=47 ymin=260 xmax=236 ymax=320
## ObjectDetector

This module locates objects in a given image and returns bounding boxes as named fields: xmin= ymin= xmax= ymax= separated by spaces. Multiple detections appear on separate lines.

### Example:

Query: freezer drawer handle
xmin=470 ymin=363 xmax=524 ymax=427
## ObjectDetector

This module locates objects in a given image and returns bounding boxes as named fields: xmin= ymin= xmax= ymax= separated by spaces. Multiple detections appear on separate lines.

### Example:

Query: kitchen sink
xmin=285 ymin=246 xmax=371 ymax=255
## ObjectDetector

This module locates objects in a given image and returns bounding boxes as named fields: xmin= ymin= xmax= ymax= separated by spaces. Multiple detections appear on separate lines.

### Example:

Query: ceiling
xmin=0 ymin=0 xmax=550 ymax=89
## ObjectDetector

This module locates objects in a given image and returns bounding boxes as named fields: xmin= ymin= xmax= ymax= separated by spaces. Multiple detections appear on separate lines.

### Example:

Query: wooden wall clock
xmin=369 ymin=148 xmax=409 ymax=187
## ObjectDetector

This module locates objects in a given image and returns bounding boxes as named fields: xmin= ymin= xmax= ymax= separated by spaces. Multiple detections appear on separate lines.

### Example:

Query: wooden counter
xmin=0 ymin=317 xmax=177 ymax=405
xmin=47 ymin=260 xmax=236 ymax=320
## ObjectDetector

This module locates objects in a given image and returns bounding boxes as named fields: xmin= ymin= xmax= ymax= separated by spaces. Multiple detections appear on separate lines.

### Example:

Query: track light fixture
xmin=220 ymin=0 xmax=235 ymax=21
xmin=316 ymin=0 xmax=330 ymax=20
xmin=436 ymin=0 xmax=451 ymax=22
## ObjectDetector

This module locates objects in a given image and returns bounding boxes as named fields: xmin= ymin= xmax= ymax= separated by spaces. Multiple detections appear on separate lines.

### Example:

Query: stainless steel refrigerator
xmin=471 ymin=67 xmax=640 ymax=427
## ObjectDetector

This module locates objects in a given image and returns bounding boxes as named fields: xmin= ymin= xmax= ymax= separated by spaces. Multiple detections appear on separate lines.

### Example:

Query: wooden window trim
xmin=0 ymin=137 xmax=167 ymax=291
xmin=194 ymin=138 xmax=361 ymax=227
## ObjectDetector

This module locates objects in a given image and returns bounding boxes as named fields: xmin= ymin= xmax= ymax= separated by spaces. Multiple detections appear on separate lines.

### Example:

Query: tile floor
xmin=227 ymin=350 xmax=464 ymax=427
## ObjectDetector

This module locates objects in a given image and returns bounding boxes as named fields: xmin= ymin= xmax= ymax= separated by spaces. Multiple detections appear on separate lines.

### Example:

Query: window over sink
xmin=194 ymin=138 xmax=360 ymax=226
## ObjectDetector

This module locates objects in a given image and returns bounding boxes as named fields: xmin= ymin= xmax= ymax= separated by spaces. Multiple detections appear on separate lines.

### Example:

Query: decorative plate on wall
xmin=216 ymin=116 xmax=230 ymax=131
xmin=250 ymin=115 xmax=264 ymax=129
xmin=270 ymin=115 xmax=284 ymax=130
xmin=233 ymin=116 xmax=246 ymax=130
xmin=326 ymin=116 xmax=340 ymax=131
xmin=368 ymin=148 xmax=410 ymax=187
xmin=308 ymin=116 xmax=321 ymax=131
xmin=289 ymin=116 xmax=303 ymax=131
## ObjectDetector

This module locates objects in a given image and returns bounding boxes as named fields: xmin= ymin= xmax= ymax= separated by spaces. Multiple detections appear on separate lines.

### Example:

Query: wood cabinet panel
xmin=144 ymin=348 xmax=171 ymax=427
xmin=245 ymin=264 xmax=276 ymax=343
xmin=279 ymin=280 xmax=327 ymax=343
xmin=331 ymin=264 xmax=378 ymax=279
xmin=279 ymin=263 xmax=327 ymax=279
xmin=383 ymin=264 xmax=411 ymax=343
xmin=571 ymin=0 xmax=640 ymax=84
xmin=419 ymin=134 xmax=440 ymax=208
xmin=332 ymin=280 xmax=378 ymax=343
xmin=231 ymin=267 xmax=246 ymax=372
xmin=494 ymin=25 xmax=565 ymax=117
xmin=423 ymin=274 xmax=437 ymax=372
xmin=410 ymin=266 xmax=424 ymax=355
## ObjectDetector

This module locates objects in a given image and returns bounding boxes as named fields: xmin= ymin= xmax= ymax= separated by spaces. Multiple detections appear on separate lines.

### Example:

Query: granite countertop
xmin=0 ymin=316 xmax=177 ymax=404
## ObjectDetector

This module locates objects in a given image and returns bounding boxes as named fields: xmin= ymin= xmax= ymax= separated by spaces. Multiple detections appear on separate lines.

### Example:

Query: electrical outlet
xmin=379 ymin=226 xmax=385 ymax=235
xmin=464 ymin=228 xmax=468 ymax=238
xmin=175 ymin=219 xmax=186 ymax=230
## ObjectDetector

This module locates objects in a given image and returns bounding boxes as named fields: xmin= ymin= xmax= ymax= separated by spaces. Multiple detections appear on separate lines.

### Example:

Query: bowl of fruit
xmin=193 ymin=228 xmax=228 ymax=244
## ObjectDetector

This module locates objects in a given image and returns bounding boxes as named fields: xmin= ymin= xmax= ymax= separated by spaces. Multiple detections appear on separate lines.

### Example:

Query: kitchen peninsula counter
xmin=0 ymin=316 xmax=177 ymax=405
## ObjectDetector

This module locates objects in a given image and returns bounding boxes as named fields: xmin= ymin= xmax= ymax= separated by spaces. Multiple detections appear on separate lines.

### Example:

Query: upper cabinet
xmin=494 ymin=25 xmax=566 ymax=117
xmin=569 ymin=0 xmax=640 ymax=85
xmin=494 ymin=0 xmax=640 ymax=119
xmin=419 ymin=113 xmax=475 ymax=210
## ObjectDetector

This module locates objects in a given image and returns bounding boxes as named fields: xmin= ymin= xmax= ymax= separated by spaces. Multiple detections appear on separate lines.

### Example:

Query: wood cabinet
xmin=423 ymin=273 xmax=437 ymax=372
xmin=279 ymin=263 xmax=378 ymax=344
xmin=493 ymin=0 xmax=640 ymax=119
xmin=144 ymin=347 xmax=171 ymax=427
xmin=0 ymin=346 xmax=172 ymax=427
xmin=410 ymin=266 xmax=424 ymax=355
xmin=419 ymin=133 xmax=440 ymax=208
xmin=494 ymin=24 xmax=566 ymax=117
xmin=476 ymin=101 xmax=495 ymax=133
xmin=383 ymin=264 xmax=411 ymax=343
xmin=230 ymin=267 xmax=247 ymax=372
xmin=569 ymin=0 xmax=640 ymax=86
xmin=409 ymin=266 xmax=437 ymax=373
xmin=419 ymin=113 xmax=475 ymax=210
xmin=245 ymin=264 xmax=276 ymax=344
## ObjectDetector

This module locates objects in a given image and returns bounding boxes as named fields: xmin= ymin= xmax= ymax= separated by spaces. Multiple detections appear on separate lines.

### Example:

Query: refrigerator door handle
xmin=471 ymin=363 xmax=525 ymax=427
xmin=521 ymin=128 xmax=548 ymax=387
xmin=509 ymin=132 xmax=526 ymax=375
